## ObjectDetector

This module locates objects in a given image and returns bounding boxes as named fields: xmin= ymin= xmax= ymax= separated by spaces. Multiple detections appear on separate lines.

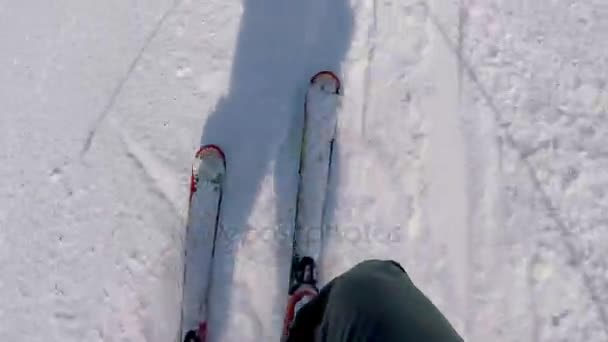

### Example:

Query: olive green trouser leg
xmin=287 ymin=259 xmax=464 ymax=342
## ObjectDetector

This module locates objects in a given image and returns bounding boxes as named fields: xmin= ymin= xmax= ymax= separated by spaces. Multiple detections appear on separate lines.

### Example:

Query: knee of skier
xmin=351 ymin=259 xmax=407 ymax=274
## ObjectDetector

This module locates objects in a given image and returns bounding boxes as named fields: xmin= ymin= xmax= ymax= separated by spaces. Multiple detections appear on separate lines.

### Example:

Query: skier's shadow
xmin=198 ymin=0 xmax=352 ymax=340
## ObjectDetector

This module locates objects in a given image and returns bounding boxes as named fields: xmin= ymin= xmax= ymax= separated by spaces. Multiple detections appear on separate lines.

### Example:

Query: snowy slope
xmin=1 ymin=0 xmax=607 ymax=341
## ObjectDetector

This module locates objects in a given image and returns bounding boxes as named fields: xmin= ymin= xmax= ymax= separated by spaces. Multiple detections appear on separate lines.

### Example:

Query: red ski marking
xmin=310 ymin=70 xmax=341 ymax=95
xmin=198 ymin=321 xmax=208 ymax=342
xmin=282 ymin=286 xmax=319 ymax=338
xmin=189 ymin=144 xmax=226 ymax=203
xmin=304 ymin=71 xmax=341 ymax=119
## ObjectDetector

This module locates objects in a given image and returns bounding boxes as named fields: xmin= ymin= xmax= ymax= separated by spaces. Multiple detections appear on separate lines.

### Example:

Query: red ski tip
xmin=190 ymin=144 xmax=226 ymax=202
xmin=310 ymin=71 xmax=341 ymax=95
xmin=195 ymin=144 xmax=226 ymax=164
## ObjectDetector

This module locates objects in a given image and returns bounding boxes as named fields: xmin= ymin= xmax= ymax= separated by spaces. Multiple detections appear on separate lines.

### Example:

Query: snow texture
xmin=1 ymin=0 xmax=607 ymax=341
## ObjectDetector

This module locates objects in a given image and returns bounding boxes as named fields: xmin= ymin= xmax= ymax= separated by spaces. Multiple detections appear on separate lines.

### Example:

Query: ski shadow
xmin=198 ymin=0 xmax=352 ymax=340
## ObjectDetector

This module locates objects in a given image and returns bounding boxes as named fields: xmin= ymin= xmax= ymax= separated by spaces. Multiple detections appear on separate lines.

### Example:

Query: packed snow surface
xmin=1 ymin=0 xmax=607 ymax=341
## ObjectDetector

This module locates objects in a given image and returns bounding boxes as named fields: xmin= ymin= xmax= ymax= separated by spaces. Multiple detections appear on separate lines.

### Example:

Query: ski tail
xmin=181 ymin=144 xmax=226 ymax=342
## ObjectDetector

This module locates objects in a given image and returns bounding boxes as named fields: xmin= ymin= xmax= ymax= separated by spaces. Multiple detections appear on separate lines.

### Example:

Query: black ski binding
xmin=288 ymin=256 xmax=318 ymax=294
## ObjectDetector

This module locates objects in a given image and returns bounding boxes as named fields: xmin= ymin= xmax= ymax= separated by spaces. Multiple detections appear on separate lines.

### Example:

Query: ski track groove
xmin=457 ymin=0 xmax=465 ymax=101
xmin=118 ymin=126 xmax=183 ymax=221
xmin=417 ymin=0 xmax=468 ymax=333
xmin=428 ymin=11 xmax=608 ymax=334
xmin=79 ymin=0 xmax=183 ymax=159
xmin=360 ymin=0 xmax=378 ymax=137
xmin=522 ymin=152 xmax=608 ymax=334
xmin=456 ymin=1 xmax=472 ymax=337
xmin=527 ymin=251 xmax=542 ymax=342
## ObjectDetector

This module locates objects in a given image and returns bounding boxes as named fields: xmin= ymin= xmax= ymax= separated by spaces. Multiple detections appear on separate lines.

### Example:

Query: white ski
xmin=294 ymin=71 xmax=341 ymax=261
xmin=181 ymin=145 xmax=226 ymax=342
xmin=283 ymin=71 xmax=341 ymax=340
